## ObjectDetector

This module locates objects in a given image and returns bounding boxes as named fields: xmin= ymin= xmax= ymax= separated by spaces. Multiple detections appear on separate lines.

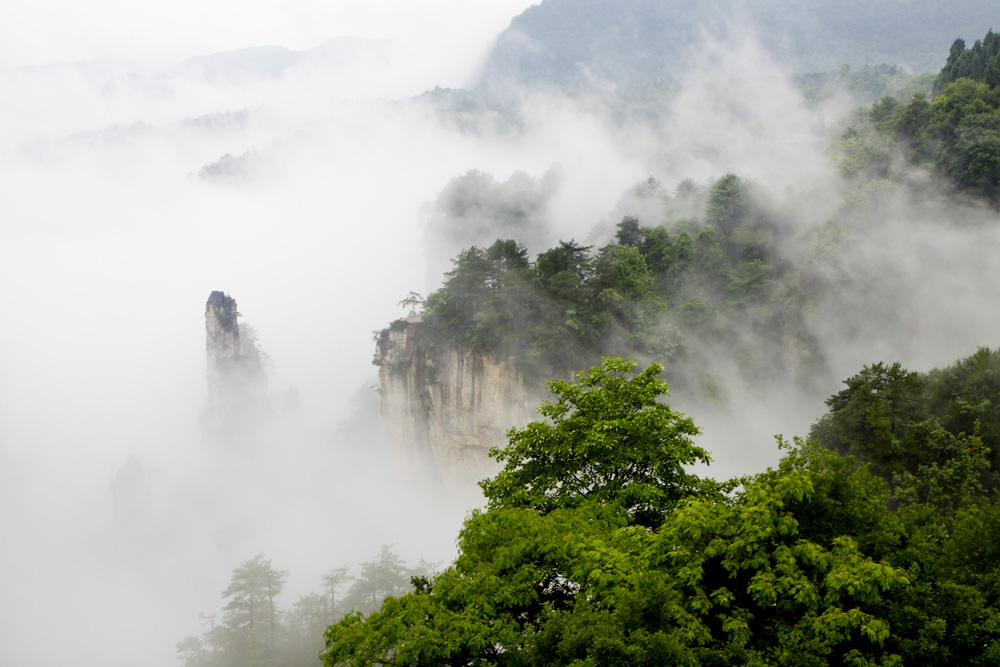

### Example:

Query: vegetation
xmin=180 ymin=348 xmax=1000 ymax=666
xmin=409 ymin=29 xmax=1000 ymax=403
xmin=322 ymin=355 xmax=1000 ymax=666
xmin=176 ymin=547 xmax=434 ymax=667
xmin=417 ymin=173 xmax=813 ymax=395
xmin=180 ymin=27 xmax=1000 ymax=667
xmin=480 ymin=0 xmax=1000 ymax=92
xmin=934 ymin=31 xmax=1000 ymax=93
xmin=810 ymin=348 xmax=1000 ymax=496
xmin=424 ymin=169 xmax=557 ymax=264
xmin=793 ymin=64 xmax=935 ymax=107
xmin=838 ymin=29 xmax=1000 ymax=203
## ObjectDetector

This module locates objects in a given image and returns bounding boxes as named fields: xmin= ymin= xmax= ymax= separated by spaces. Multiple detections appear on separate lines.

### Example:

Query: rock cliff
xmin=374 ymin=316 xmax=537 ymax=482
xmin=204 ymin=291 xmax=267 ymax=442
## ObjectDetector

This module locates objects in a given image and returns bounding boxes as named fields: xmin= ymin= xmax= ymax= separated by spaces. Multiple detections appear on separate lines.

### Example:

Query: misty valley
xmin=3 ymin=1 xmax=1000 ymax=666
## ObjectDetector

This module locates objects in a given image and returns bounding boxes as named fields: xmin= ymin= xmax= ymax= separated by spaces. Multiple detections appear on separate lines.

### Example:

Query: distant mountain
xmin=477 ymin=0 xmax=1000 ymax=92
xmin=13 ymin=57 xmax=155 ymax=84
xmin=163 ymin=36 xmax=395 ymax=85
xmin=167 ymin=45 xmax=301 ymax=82
xmin=87 ymin=36 xmax=394 ymax=96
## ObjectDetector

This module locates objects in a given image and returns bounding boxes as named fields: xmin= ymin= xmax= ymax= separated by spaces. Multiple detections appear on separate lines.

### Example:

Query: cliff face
xmin=206 ymin=291 xmax=241 ymax=401
xmin=375 ymin=316 xmax=536 ymax=482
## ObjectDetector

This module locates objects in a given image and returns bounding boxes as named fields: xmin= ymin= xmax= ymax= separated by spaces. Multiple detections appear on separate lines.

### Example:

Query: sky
xmin=1 ymin=0 xmax=538 ymax=73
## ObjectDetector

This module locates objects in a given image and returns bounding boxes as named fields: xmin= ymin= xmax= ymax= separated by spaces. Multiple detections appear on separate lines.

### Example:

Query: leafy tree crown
xmin=480 ymin=357 xmax=715 ymax=527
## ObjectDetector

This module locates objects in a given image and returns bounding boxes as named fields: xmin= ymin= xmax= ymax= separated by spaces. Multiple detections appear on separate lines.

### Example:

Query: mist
xmin=3 ymin=4 xmax=1000 ymax=667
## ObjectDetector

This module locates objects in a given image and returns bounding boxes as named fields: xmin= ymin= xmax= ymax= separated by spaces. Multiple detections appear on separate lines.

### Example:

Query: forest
xmin=414 ymin=28 xmax=1000 ymax=401
xmin=321 ymin=353 xmax=1000 ymax=666
xmin=480 ymin=0 xmax=1000 ymax=91
xmin=180 ymin=346 xmax=1000 ymax=666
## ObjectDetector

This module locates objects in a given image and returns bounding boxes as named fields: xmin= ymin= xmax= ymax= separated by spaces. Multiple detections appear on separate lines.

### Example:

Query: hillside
xmin=478 ymin=0 xmax=999 ymax=92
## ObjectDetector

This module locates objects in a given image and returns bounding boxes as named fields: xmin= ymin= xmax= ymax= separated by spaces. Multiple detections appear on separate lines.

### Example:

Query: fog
xmin=3 ymin=4 xmax=1000 ymax=667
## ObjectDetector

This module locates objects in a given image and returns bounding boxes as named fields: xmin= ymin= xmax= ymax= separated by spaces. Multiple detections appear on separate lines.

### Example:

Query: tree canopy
xmin=839 ymin=29 xmax=1000 ymax=203
xmin=480 ymin=357 xmax=718 ymax=528
xmin=415 ymin=172 xmax=807 ymax=397
xmin=180 ymin=351 xmax=1000 ymax=667
xmin=322 ymin=359 xmax=931 ymax=667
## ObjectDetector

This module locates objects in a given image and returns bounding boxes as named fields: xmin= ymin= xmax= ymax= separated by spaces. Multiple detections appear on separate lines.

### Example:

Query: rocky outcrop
xmin=374 ymin=316 xmax=537 ymax=482
xmin=204 ymin=291 xmax=267 ymax=442
xmin=206 ymin=291 xmax=241 ymax=398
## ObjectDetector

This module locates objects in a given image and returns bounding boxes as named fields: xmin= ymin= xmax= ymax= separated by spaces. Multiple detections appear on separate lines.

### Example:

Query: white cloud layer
xmin=1 ymin=0 xmax=536 ymax=88
xmin=3 ymin=7 xmax=1000 ymax=667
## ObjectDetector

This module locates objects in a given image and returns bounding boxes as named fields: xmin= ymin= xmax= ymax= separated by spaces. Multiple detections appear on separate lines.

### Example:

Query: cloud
xmin=3 ymin=9 xmax=999 ymax=667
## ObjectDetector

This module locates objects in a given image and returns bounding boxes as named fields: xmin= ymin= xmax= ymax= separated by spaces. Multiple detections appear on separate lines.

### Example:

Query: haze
xmin=3 ymin=3 xmax=1000 ymax=667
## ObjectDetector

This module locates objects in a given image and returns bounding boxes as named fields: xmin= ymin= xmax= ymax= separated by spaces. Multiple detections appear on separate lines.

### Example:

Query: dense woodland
xmin=419 ymin=172 xmax=815 ymax=397
xmin=322 ymin=355 xmax=1000 ymax=666
xmin=840 ymin=30 xmax=1000 ymax=201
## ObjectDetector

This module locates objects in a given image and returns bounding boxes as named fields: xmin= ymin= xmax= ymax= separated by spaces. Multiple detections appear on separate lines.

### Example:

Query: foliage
xmin=802 ymin=350 xmax=1000 ymax=663
xmin=794 ymin=64 xmax=935 ymax=107
xmin=218 ymin=554 xmax=287 ymax=667
xmin=339 ymin=545 xmax=416 ymax=616
xmin=181 ymin=346 xmax=1000 ymax=667
xmin=322 ymin=360 xmax=914 ymax=667
xmin=481 ymin=358 xmax=716 ymax=528
xmin=177 ymin=547 xmax=428 ymax=667
xmin=934 ymin=31 xmax=1000 ymax=93
xmin=837 ymin=29 xmax=1000 ymax=203
xmin=418 ymin=172 xmax=809 ymax=395
xmin=809 ymin=362 xmax=928 ymax=477
xmin=810 ymin=348 xmax=1000 ymax=494
xmin=424 ymin=169 xmax=556 ymax=261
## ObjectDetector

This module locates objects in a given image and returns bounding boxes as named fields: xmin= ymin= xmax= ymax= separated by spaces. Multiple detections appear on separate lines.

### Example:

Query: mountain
xmin=477 ymin=0 xmax=1000 ymax=92
xmin=161 ymin=36 xmax=394 ymax=85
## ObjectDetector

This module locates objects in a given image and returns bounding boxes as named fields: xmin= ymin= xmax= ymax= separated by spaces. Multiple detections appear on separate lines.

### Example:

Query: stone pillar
xmin=203 ymin=291 xmax=267 ymax=442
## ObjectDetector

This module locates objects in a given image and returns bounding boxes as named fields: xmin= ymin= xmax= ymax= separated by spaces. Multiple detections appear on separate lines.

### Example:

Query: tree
xmin=398 ymin=292 xmax=424 ymax=316
xmin=809 ymin=362 xmax=927 ymax=478
xmin=927 ymin=347 xmax=1000 ymax=458
xmin=339 ymin=545 xmax=414 ymax=616
xmin=480 ymin=357 xmax=716 ymax=528
xmin=535 ymin=239 xmax=593 ymax=294
xmin=321 ymin=566 xmax=353 ymax=622
xmin=615 ymin=215 xmax=643 ymax=246
xmin=286 ymin=593 xmax=331 ymax=666
xmin=422 ymin=239 xmax=533 ymax=355
xmin=705 ymin=173 xmax=747 ymax=238
xmin=219 ymin=554 xmax=288 ymax=667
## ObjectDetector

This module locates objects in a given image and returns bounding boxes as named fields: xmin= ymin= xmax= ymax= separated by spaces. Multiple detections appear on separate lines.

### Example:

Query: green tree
xmin=809 ymin=362 xmax=928 ymax=478
xmin=535 ymin=239 xmax=593 ymax=297
xmin=615 ymin=215 xmax=643 ymax=246
xmin=480 ymin=357 xmax=715 ymax=528
xmin=705 ymin=173 xmax=746 ymax=239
